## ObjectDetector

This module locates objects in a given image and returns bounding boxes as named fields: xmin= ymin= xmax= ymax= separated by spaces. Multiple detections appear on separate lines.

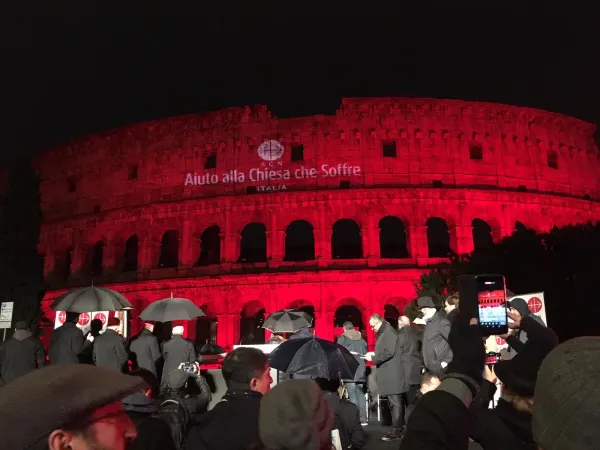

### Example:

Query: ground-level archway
xmin=333 ymin=303 xmax=365 ymax=340
xmin=239 ymin=300 xmax=266 ymax=344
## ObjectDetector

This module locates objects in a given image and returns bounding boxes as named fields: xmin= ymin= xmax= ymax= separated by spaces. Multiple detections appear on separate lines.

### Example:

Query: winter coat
xmin=372 ymin=321 xmax=406 ymax=395
xmin=161 ymin=335 xmax=196 ymax=385
xmin=49 ymin=322 xmax=85 ymax=365
xmin=123 ymin=393 xmax=177 ymax=450
xmin=323 ymin=391 xmax=366 ymax=449
xmin=129 ymin=329 xmax=162 ymax=376
xmin=186 ymin=389 xmax=263 ymax=450
xmin=505 ymin=306 xmax=546 ymax=359
xmin=397 ymin=326 xmax=422 ymax=386
xmin=289 ymin=327 xmax=313 ymax=340
xmin=336 ymin=329 xmax=368 ymax=382
xmin=422 ymin=313 xmax=453 ymax=377
xmin=0 ymin=329 xmax=45 ymax=385
xmin=93 ymin=329 xmax=129 ymax=372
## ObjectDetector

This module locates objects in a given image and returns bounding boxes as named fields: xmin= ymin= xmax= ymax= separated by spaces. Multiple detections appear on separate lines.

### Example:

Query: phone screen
xmin=476 ymin=275 xmax=508 ymax=335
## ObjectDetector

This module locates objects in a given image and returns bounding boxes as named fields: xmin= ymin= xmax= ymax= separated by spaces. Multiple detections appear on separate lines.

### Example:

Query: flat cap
xmin=0 ymin=364 xmax=146 ymax=449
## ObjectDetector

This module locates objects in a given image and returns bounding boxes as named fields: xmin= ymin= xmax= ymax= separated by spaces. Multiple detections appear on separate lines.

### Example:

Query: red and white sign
xmin=54 ymin=311 xmax=110 ymax=334
xmin=528 ymin=296 xmax=543 ymax=314
xmin=77 ymin=313 xmax=90 ymax=327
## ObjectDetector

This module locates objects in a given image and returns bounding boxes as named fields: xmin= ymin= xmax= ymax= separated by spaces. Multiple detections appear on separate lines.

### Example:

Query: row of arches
xmin=59 ymin=216 xmax=525 ymax=280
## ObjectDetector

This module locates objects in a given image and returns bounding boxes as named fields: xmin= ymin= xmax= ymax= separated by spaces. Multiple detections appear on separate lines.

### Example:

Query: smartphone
xmin=476 ymin=275 xmax=508 ymax=335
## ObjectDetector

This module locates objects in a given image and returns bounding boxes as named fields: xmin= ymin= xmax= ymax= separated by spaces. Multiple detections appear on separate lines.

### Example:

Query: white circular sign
xmin=257 ymin=140 xmax=284 ymax=161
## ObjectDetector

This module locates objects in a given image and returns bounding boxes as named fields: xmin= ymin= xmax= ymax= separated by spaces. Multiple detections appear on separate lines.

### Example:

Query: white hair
xmin=172 ymin=325 xmax=184 ymax=335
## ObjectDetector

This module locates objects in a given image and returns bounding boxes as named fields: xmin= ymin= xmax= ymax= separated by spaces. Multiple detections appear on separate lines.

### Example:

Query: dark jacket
xmin=422 ymin=312 xmax=453 ymax=377
xmin=397 ymin=326 xmax=422 ymax=386
xmin=446 ymin=308 xmax=459 ymax=324
xmin=123 ymin=393 xmax=177 ymax=450
xmin=161 ymin=335 xmax=196 ymax=384
xmin=337 ymin=329 xmax=368 ymax=382
xmin=93 ymin=329 xmax=129 ymax=372
xmin=49 ymin=322 xmax=85 ymax=365
xmin=506 ymin=307 xmax=546 ymax=359
xmin=0 ymin=329 xmax=45 ymax=385
xmin=186 ymin=389 xmax=263 ymax=450
xmin=323 ymin=391 xmax=366 ymax=449
xmin=372 ymin=321 xmax=406 ymax=395
xmin=289 ymin=327 xmax=312 ymax=340
xmin=129 ymin=329 xmax=162 ymax=376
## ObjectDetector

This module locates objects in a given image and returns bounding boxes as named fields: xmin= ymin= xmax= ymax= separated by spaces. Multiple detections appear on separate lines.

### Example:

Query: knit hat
xmin=0 ymin=364 xmax=145 ymax=449
xmin=417 ymin=296 xmax=436 ymax=309
xmin=533 ymin=337 xmax=600 ymax=450
xmin=166 ymin=369 xmax=189 ymax=389
xmin=259 ymin=380 xmax=334 ymax=450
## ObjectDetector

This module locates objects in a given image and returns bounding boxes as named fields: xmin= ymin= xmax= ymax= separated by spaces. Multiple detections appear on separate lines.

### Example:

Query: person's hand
xmin=87 ymin=334 xmax=95 ymax=343
xmin=499 ymin=330 xmax=513 ymax=340
xmin=446 ymin=318 xmax=486 ymax=386
xmin=364 ymin=352 xmax=374 ymax=361
xmin=483 ymin=365 xmax=497 ymax=384
xmin=507 ymin=308 xmax=522 ymax=329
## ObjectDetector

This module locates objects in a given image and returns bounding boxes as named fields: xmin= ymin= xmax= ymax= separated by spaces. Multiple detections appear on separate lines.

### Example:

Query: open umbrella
xmin=268 ymin=336 xmax=359 ymax=380
xmin=139 ymin=295 xmax=204 ymax=322
xmin=262 ymin=309 xmax=312 ymax=333
xmin=50 ymin=286 xmax=133 ymax=313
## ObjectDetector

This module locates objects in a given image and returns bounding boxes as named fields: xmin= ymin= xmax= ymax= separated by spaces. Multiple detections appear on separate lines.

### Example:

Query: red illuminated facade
xmin=34 ymin=98 xmax=600 ymax=349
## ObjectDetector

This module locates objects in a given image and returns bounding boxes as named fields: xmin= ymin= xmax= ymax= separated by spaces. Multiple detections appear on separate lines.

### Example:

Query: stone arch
xmin=331 ymin=219 xmax=363 ymax=259
xmin=334 ymin=301 xmax=365 ymax=339
xmin=472 ymin=218 xmax=494 ymax=251
xmin=158 ymin=230 xmax=179 ymax=268
xmin=197 ymin=225 xmax=221 ymax=266
xmin=383 ymin=304 xmax=401 ymax=329
xmin=426 ymin=217 xmax=451 ymax=257
xmin=379 ymin=216 xmax=409 ymax=258
xmin=239 ymin=300 xmax=266 ymax=344
xmin=123 ymin=234 xmax=139 ymax=272
xmin=90 ymin=240 xmax=104 ymax=276
xmin=284 ymin=220 xmax=315 ymax=262
xmin=239 ymin=223 xmax=267 ymax=263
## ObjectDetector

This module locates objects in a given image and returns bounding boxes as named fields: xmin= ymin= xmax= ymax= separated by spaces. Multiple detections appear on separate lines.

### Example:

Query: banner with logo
xmin=54 ymin=311 xmax=110 ymax=334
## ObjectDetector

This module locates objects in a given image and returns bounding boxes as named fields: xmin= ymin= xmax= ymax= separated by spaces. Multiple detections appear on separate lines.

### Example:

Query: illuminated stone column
xmin=408 ymin=225 xmax=428 ymax=260
xmin=71 ymin=231 xmax=86 ymax=276
xmin=179 ymin=219 xmax=193 ymax=266
xmin=452 ymin=225 xmax=474 ymax=256
xmin=43 ymin=251 xmax=56 ymax=278
xmin=315 ymin=310 xmax=334 ymax=341
xmin=103 ymin=233 xmax=118 ymax=274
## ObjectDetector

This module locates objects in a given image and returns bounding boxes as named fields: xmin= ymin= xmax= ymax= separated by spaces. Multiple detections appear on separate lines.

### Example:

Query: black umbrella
xmin=262 ymin=309 xmax=312 ymax=333
xmin=268 ymin=336 xmax=359 ymax=380
xmin=197 ymin=342 xmax=226 ymax=355
xmin=50 ymin=286 xmax=133 ymax=313
xmin=139 ymin=296 xmax=205 ymax=322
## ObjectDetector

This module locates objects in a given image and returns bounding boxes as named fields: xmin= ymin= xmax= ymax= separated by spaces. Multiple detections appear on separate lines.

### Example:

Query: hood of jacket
xmin=122 ymin=393 xmax=158 ymax=414
xmin=510 ymin=298 xmax=531 ymax=317
xmin=342 ymin=329 xmax=362 ymax=341
xmin=13 ymin=329 xmax=33 ymax=341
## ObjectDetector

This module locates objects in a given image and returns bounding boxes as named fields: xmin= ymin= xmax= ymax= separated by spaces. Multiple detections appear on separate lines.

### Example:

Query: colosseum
xmin=35 ymin=98 xmax=600 ymax=349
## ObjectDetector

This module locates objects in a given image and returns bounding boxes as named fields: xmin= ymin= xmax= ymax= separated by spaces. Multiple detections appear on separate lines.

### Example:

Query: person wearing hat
xmin=504 ymin=297 xmax=546 ymax=360
xmin=417 ymin=296 xmax=453 ymax=377
xmin=469 ymin=308 xmax=558 ymax=450
xmin=49 ymin=311 xmax=85 ymax=365
xmin=160 ymin=325 xmax=196 ymax=386
xmin=0 ymin=320 xmax=45 ymax=386
xmin=93 ymin=316 xmax=129 ymax=372
xmin=0 ymin=364 xmax=144 ymax=449
xmin=533 ymin=336 xmax=600 ymax=450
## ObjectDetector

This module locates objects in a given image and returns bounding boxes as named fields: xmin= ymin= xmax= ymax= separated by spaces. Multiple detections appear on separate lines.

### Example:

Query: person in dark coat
xmin=315 ymin=378 xmax=366 ymax=449
xmin=504 ymin=297 xmax=546 ymax=359
xmin=288 ymin=325 xmax=313 ymax=340
xmin=405 ymin=371 xmax=441 ymax=422
xmin=129 ymin=322 xmax=162 ymax=376
xmin=78 ymin=318 xmax=103 ymax=364
xmin=366 ymin=313 xmax=406 ymax=441
xmin=444 ymin=294 xmax=460 ymax=324
xmin=186 ymin=347 xmax=273 ymax=450
xmin=161 ymin=325 xmax=196 ymax=385
xmin=0 ymin=321 xmax=45 ymax=386
xmin=397 ymin=316 xmax=423 ymax=406
xmin=123 ymin=369 xmax=177 ymax=450
xmin=470 ymin=310 xmax=558 ymax=450
xmin=336 ymin=321 xmax=368 ymax=425
xmin=93 ymin=317 xmax=129 ymax=372
xmin=49 ymin=311 xmax=85 ymax=364
xmin=418 ymin=296 xmax=453 ymax=377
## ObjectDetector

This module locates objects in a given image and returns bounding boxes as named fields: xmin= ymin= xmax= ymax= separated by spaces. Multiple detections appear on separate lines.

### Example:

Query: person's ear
xmin=48 ymin=429 xmax=73 ymax=450
xmin=249 ymin=376 xmax=259 ymax=390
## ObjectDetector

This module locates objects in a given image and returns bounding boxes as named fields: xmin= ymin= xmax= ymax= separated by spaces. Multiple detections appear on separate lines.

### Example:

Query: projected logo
xmin=257 ymin=140 xmax=284 ymax=161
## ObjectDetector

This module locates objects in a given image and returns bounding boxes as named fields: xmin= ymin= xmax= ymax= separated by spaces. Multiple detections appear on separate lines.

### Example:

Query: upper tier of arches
xmin=33 ymin=98 xmax=600 ymax=223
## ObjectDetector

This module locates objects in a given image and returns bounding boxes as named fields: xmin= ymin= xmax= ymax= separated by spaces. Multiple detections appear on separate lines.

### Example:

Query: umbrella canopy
xmin=139 ymin=297 xmax=205 ymax=322
xmin=262 ymin=309 xmax=312 ymax=333
xmin=50 ymin=286 xmax=133 ymax=313
xmin=197 ymin=342 xmax=226 ymax=355
xmin=268 ymin=336 xmax=359 ymax=380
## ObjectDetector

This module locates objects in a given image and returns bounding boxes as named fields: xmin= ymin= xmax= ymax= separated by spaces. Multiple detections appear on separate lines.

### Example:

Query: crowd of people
xmin=0 ymin=293 xmax=598 ymax=450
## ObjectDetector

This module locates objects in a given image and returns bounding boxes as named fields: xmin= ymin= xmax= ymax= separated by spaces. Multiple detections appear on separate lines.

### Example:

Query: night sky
xmin=1 ymin=4 xmax=599 ymax=166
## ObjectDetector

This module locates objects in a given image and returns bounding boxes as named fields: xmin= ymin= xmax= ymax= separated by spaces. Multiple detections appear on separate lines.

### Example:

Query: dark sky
xmin=1 ymin=4 xmax=599 ymax=166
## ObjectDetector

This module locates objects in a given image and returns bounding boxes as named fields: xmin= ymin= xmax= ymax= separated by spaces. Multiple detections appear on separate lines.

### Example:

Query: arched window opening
xmin=469 ymin=142 xmax=483 ymax=160
xmin=197 ymin=226 xmax=221 ymax=266
xmin=91 ymin=241 xmax=104 ymax=276
xmin=239 ymin=223 xmax=267 ymax=263
xmin=384 ymin=304 xmax=401 ymax=329
xmin=331 ymin=219 xmax=362 ymax=259
xmin=334 ymin=304 xmax=364 ymax=339
xmin=472 ymin=218 xmax=494 ymax=251
xmin=547 ymin=151 xmax=558 ymax=169
xmin=159 ymin=230 xmax=179 ymax=268
xmin=239 ymin=301 xmax=266 ymax=345
xmin=427 ymin=217 xmax=451 ymax=258
xmin=194 ymin=304 xmax=218 ymax=347
xmin=284 ymin=220 xmax=315 ymax=262
xmin=379 ymin=216 xmax=409 ymax=258
xmin=288 ymin=301 xmax=316 ymax=329
xmin=123 ymin=235 xmax=139 ymax=272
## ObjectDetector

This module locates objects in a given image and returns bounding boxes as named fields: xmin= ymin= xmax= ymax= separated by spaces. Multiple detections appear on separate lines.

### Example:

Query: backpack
xmin=157 ymin=398 xmax=191 ymax=449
